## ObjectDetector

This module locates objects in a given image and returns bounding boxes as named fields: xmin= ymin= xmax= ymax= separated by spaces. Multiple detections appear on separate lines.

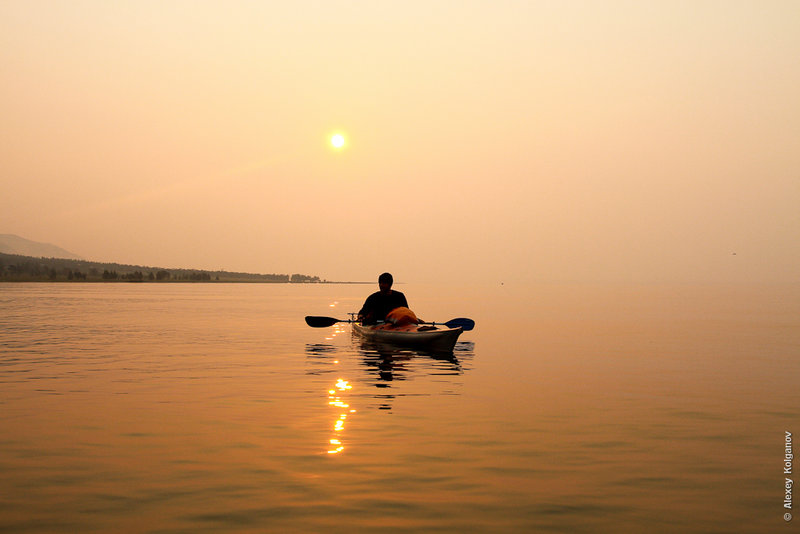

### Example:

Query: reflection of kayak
xmin=352 ymin=322 xmax=463 ymax=353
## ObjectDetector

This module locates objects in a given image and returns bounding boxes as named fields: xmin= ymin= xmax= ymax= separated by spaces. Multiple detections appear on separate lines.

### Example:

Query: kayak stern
xmin=352 ymin=322 xmax=463 ymax=353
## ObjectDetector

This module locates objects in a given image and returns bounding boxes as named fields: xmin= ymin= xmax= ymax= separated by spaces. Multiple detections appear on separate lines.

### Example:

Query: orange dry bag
xmin=385 ymin=307 xmax=419 ymax=326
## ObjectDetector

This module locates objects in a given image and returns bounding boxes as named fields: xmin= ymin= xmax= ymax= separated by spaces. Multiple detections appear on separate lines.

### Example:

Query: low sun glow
xmin=330 ymin=133 xmax=345 ymax=149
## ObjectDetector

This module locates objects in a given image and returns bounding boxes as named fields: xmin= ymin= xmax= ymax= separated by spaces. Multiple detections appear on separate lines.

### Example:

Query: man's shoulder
xmin=367 ymin=290 xmax=405 ymax=300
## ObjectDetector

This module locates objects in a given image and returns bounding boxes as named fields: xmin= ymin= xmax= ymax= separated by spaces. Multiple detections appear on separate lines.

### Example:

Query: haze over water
xmin=1 ymin=2 xmax=798 ymax=285
xmin=1 ymin=282 xmax=797 ymax=532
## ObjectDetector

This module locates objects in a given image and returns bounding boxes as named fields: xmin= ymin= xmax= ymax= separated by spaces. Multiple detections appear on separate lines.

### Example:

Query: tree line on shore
xmin=0 ymin=252 xmax=322 ymax=283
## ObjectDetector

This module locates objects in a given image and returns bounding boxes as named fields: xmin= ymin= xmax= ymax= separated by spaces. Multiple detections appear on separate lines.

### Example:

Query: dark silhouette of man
xmin=357 ymin=272 xmax=409 ymax=324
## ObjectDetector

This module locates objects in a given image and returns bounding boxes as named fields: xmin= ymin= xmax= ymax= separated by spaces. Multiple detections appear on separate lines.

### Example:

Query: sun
xmin=330 ymin=133 xmax=346 ymax=149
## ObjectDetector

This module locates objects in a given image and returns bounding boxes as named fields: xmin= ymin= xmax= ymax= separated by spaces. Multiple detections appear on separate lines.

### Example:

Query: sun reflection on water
xmin=324 ymin=322 xmax=345 ymax=342
xmin=327 ymin=377 xmax=356 ymax=454
xmin=308 ymin=322 xmax=474 ymax=454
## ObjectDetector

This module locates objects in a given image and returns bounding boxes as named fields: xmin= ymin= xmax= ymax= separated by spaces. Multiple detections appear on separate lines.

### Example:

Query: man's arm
xmin=357 ymin=293 xmax=375 ymax=322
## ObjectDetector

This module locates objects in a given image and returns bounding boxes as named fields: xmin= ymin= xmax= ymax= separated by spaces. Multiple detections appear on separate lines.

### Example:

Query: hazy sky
xmin=2 ymin=1 xmax=798 ymax=284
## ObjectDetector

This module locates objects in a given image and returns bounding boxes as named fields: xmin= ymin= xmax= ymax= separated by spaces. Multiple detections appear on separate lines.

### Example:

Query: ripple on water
xmin=0 ymin=283 xmax=797 ymax=534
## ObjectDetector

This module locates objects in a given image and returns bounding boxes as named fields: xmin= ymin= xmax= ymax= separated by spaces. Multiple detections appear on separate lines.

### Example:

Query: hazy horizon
xmin=2 ymin=1 xmax=798 ymax=285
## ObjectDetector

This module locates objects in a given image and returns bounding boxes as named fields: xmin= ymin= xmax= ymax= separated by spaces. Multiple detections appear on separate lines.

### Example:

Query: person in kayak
xmin=357 ymin=272 xmax=420 ymax=325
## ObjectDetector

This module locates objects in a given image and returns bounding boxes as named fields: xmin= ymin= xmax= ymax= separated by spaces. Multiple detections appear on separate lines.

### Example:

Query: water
xmin=1 ymin=282 xmax=798 ymax=533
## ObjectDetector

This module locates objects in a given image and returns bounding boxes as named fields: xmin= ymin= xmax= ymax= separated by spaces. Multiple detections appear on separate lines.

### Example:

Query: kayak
xmin=352 ymin=322 xmax=463 ymax=353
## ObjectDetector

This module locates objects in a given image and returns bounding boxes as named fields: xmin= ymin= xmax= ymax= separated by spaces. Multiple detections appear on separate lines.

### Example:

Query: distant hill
xmin=0 ymin=235 xmax=326 ymax=283
xmin=0 ymin=234 xmax=82 ymax=260
xmin=0 ymin=251 xmax=323 ymax=283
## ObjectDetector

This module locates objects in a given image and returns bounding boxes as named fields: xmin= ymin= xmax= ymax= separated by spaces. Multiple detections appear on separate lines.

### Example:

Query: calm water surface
xmin=1 ymin=282 xmax=798 ymax=533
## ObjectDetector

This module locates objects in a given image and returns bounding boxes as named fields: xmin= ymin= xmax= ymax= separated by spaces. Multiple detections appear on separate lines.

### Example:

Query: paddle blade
xmin=444 ymin=318 xmax=475 ymax=331
xmin=305 ymin=316 xmax=342 ymax=328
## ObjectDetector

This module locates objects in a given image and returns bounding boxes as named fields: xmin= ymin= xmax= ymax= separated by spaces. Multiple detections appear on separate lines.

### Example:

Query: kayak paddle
xmin=423 ymin=318 xmax=475 ymax=331
xmin=305 ymin=316 xmax=352 ymax=328
xmin=305 ymin=315 xmax=475 ymax=331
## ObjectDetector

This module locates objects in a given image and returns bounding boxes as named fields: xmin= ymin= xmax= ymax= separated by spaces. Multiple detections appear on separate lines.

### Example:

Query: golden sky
xmin=2 ymin=1 xmax=798 ymax=283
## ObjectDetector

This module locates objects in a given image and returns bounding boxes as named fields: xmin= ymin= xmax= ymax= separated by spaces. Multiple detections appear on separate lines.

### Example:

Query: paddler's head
xmin=378 ymin=272 xmax=393 ymax=294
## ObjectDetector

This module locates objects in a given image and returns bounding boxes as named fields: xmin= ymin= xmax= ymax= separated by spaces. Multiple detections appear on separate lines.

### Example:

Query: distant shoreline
xmin=1 ymin=280 xmax=371 ymax=284
xmin=0 ymin=252 xmax=365 ymax=284
xmin=0 ymin=279 xmax=371 ymax=284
